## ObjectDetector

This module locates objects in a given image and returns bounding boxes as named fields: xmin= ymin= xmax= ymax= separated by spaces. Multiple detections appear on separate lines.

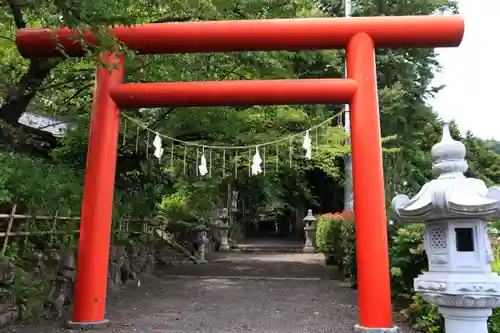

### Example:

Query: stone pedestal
xmin=219 ymin=225 xmax=230 ymax=252
xmin=303 ymin=209 xmax=316 ymax=253
xmin=303 ymin=225 xmax=316 ymax=253
xmin=354 ymin=325 xmax=401 ymax=333
xmin=67 ymin=319 xmax=110 ymax=330
xmin=439 ymin=307 xmax=492 ymax=333
xmin=218 ymin=208 xmax=231 ymax=252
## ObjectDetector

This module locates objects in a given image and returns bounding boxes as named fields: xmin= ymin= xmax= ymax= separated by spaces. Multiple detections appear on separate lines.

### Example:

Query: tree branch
xmin=6 ymin=0 xmax=26 ymax=29
xmin=150 ymin=16 xmax=202 ymax=23
xmin=0 ymin=14 xmax=204 ymax=158
xmin=0 ymin=1 xmax=64 ymax=155
xmin=62 ymin=83 xmax=94 ymax=105
xmin=0 ymin=35 xmax=15 ymax=43
xmin=0 ymin=58 xmax=62 ymax=125
xmin=34 ymin=74 xmax=93 ymax=93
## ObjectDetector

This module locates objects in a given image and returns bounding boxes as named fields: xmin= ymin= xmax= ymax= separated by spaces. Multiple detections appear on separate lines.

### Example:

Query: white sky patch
xmin=430 ymin=0 xmax=499 ymax=139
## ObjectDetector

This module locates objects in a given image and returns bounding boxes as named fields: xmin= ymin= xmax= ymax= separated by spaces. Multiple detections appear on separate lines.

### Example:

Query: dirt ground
xmin=7 ymin=253 xmax=413 ymax=333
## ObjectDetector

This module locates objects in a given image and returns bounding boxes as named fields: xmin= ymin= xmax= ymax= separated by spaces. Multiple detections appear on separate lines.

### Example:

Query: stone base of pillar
xmin=196 ymin=258 xmax=208 ymax=264
xmin=439 ymin=306 xmax=491 ymax=333
xmin=303 ymin=246 xmax=315 ymax=253
xmin=66 ymin=319 xmax=110 ymax=330
xmin=354 ymin=325 xmax=401 ymax=333
xmin=219 ymin=244 xmax=231 ymax=252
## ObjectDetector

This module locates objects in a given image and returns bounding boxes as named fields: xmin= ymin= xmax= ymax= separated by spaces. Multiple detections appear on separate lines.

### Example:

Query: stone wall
xmin=0 ymin=242 xmax=195 ymax=328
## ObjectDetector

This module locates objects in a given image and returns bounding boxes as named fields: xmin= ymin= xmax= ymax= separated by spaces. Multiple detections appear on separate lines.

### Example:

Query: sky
xmin=430 ymin=0 xmax=499 ymax=140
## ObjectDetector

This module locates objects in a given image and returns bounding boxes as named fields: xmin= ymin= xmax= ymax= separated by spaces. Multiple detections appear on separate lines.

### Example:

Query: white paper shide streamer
xmin=153 ymin=133 xmax=164 ymax=160
xmin=302 ymin=130 xmax=312 ymax=159
xmin=121 ymin=111 xmax=344 ymax=178
xmin=198 ymin=149 xmax=208 ymax=176
xmin=251 ymin=147 xmax=263 ymax=175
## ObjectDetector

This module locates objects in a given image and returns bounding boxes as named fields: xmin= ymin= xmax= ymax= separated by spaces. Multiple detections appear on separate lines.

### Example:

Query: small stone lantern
xmin=303 ymin=209 xmax=317 ymax=253
xmin=195 ymin=224 xmax=209 ymax=264
xmin=218 ymin=208 xmax=231 ymax=252
xmin=392 ymin=122 xmax=500 ymax=333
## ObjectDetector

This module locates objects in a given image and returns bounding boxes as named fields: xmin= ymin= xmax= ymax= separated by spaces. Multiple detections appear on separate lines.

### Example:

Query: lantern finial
xmin=431 ymin=122 xmax=468 ymax=177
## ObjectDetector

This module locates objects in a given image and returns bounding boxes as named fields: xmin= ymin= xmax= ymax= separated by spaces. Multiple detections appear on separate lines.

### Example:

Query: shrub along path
xmin=11 ymin=251 xmax=415 ymax=333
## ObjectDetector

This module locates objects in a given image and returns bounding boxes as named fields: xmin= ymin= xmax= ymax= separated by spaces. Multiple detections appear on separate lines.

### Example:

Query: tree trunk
xmin=0 ymin=58 xmax=61 ymax=125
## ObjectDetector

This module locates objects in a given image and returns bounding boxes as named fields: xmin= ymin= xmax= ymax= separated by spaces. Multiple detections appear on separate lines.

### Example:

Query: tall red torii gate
xmin=16 ymin=16 xmax=463 ymax=331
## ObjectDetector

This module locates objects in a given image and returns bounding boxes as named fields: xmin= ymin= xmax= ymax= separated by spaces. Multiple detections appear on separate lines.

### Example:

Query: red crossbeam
xmin=109 ymin=79 xmax=357 ymax=108
xmin=16 ymin=16 xmax=463 ymax=58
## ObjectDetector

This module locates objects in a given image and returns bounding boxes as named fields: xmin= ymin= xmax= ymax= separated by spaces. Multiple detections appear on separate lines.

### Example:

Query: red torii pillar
xmin=16 ymin=16 xmax=463 ymax=331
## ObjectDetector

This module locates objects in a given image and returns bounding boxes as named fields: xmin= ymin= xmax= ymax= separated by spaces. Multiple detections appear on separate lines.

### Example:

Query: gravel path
xmin=9 ymin=253 xmax=413 ymax=333
xmin=165 ymin=252 xmax=337 ymax=279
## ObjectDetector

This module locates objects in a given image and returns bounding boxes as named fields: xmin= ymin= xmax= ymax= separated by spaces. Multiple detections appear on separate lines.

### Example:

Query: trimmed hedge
xmin=316 ymin=212 xmax=500 ymax=333
xmin=316 ymin=212 xmax=356 ymax=285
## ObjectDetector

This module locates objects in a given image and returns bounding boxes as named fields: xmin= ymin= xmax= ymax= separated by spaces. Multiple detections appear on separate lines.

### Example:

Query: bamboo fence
xmin=0 ymin=204 xmax=83 ymax=256
xmin=0 ymin=204 xmax=152 ymax=256
xmin=0 ymin=204 xmax=205 ymax=263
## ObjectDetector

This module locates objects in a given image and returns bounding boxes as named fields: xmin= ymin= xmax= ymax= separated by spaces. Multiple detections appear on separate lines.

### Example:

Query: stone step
xmin=156 ymin=248 xmax=198 ymax=266
xmin=234 ymin=245 xmax=304 ymax=253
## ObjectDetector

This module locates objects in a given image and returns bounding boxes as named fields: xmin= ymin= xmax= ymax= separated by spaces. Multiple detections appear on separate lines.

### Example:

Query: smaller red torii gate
xmin=15 ymin=16 xmax=463 ymax=331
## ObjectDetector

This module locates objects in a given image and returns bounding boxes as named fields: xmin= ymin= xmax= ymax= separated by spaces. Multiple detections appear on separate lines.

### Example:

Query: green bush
xmin=410 ymin=294 xmax=444 ymax=333
xmin=385 ymin=224 xmax=442 ymax=333
xmin=490 ymin=309 xmax=500 ymax=333
xmin=0 ymin=152 xmax=83 ymax=214
xmin=339 ymin=217 xmax=356 ymax=285
xmin=387 ymin=223 xmax=442 ymax=333
xmin=315 ymin=213 xmax=343 ymax=265
xmin=314 ymin=214 xmax=429 ymax=332
xmin=315 ymin=211 xmax=356 ymax=283
xmin=389 ymin=224 xmax=427 ymax=302
xmin=489 ymin=245 xmax=500 ymax=332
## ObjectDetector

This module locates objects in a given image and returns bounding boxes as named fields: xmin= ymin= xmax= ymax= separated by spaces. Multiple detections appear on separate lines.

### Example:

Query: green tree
xmin=0 ymin=0 xmax=350 ymax=227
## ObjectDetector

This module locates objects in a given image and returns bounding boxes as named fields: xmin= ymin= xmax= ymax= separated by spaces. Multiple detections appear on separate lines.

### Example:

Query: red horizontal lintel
xmin=16 ymin=16 xmax=464 ymax=58
xmin=108 ymin=79 xmax=358 ymax=108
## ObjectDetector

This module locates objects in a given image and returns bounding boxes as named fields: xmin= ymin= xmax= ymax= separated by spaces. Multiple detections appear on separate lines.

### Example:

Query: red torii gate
xmin=16 ymin=16 xmax=463 ymax=331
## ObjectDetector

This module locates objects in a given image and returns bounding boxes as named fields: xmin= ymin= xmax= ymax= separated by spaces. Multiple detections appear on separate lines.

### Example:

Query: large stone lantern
xmin=392 ymin=122 xmax=500 ymax=333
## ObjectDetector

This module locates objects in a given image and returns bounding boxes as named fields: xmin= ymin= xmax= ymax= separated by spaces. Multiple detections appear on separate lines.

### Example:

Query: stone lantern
xmin=218 ymin=208 xmax=231 ymax=252
xmin=195 ymin=224 xmax=209 ymax=264
xmin=303 ymin=209 xmax=317 ymax=253
xmin=392 ymin=122 xmax=500 ymax=333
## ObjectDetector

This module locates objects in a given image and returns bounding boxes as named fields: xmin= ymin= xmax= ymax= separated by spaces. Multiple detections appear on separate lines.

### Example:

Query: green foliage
xmin=315 ymin=217 xmax=432 ymax=331
xmin=316 ymin=214 xmax=343 ymax=265
xmin=488 ymin=247 xmax=500 ymax=333
xmin=0 ymin=0 xmax=354 ymax=232
xmin=493 ymin=258 xmax=500 ymax=273
xmin=315 ymin=212 xmax=356 ymax=283
xmin=339 ymin=217 xmax=356 ymax=284
xmin=157 ymin=189 xmax=191 ymax=223
xmin=3 ymin=0 xmax=494 ymax=238
xmin=463 ymin=131 xmax=500 ymax=186
xmin=410 ymin=294 xmax=444 ymax=333
xmin=0 ymin=151 xmax=83 ymax=214
xmin=389 ymin=224 xmax=427 ymax=302
xmin=9 ymin=268 xmax=49 ymax=320
xmin=489 ymin=308 xmax=500 ymax=333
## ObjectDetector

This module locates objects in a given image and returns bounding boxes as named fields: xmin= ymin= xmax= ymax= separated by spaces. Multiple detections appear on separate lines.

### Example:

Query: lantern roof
xmin=392 ymin=122 xmax=500 ymax=222
xmin=303 ymin=209 xmax=316 ymax=222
